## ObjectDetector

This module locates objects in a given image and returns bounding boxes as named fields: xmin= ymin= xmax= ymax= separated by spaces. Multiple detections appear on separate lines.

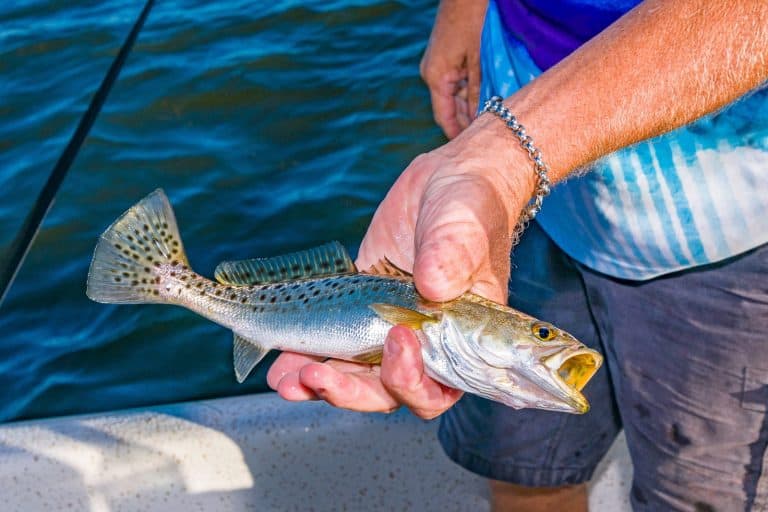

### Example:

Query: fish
xmin=86 ymin=189 xmax=603 ymax=414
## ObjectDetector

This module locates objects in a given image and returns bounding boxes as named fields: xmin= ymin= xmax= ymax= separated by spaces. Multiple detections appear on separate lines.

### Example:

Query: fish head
xmin=426 ymin=301 xmax=603 ymax=414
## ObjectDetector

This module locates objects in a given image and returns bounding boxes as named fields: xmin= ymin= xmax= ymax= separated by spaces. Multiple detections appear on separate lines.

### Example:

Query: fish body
xmin=87 ymin=190 xmax=602 ymax=414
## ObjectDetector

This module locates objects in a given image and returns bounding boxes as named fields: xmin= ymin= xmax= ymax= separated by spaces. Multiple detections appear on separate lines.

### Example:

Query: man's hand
xmin=420 ymin=0 xmax=487 ymax=139
xmin=267 ymin=326 xmax=463 ymax=419
xmin=267 ymin=117 xmax=534 ymax=419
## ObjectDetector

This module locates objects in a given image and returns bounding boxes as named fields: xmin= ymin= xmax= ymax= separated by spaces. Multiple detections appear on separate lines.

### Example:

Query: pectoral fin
xmin=350 ymin=348 xmax=383 ymax=365
xmin=233 ymin=333 xmax=270 ymax=383
xmin=369 ymin=303 xmax=437 ymax=330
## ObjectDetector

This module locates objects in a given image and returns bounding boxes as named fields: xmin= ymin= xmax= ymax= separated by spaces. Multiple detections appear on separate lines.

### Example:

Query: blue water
xmin=0 ymin=0 xmax=442 ymax=423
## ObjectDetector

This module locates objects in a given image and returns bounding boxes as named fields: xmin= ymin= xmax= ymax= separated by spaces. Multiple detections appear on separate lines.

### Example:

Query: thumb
xmin=412 ymin=200 xmax=487 ymax=302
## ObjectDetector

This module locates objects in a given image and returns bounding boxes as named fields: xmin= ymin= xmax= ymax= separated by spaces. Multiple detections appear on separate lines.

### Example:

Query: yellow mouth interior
xmin=557 ymin=353 xmax=601 ymax=391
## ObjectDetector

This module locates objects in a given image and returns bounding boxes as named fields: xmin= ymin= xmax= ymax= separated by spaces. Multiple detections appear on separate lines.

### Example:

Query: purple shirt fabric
xmin=496 ymin=0 xmax=641 ymax=70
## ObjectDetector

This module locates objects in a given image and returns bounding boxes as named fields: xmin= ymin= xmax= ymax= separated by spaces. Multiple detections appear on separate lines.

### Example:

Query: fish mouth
xmin=542 ymin=348 xmax=603 ymax=414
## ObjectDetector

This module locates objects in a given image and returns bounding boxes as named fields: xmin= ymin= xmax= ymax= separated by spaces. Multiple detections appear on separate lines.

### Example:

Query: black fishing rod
xmin=0 ymin=0 xmax=155 ymax=308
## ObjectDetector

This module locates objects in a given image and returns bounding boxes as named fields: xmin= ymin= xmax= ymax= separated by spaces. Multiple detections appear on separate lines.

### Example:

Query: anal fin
xmin=233 ymin=333 xmax=270 ymax=383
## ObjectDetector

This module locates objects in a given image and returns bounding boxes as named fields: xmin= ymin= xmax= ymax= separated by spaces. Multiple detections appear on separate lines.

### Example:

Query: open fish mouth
xmin=543 ymin=348 xmax=604 ymax=413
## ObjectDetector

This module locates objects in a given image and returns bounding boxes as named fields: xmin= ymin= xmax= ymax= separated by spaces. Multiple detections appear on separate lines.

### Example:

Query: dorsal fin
xmin=215 ymin=241 xmax=356 ymax=285
xmin=364 ymin=257 xmax=412 ymax=277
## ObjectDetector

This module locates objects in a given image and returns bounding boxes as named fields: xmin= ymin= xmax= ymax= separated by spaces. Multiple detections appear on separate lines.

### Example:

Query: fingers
xmin=430 ymin=87 xmax=462 ymax=139
xmin=298 ymin=362 xmax=401 ymax=413
xmin=454 ymin=79 xmax=471 ymax=131
xmin=380 ymin=326 xmax=463 ymax=420
xmin=268 ymin=329 xmax=463 ymax=419
xmin=273 ymin=371 xmax=320 ymax=401
xmin=267 ymin=352 xmax=323 ymax=389
xmin=467 ymin=53 xmax=481 ymax=118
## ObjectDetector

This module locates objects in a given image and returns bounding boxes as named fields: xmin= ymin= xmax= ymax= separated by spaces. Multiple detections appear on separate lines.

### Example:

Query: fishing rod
xmin=0 ymin=0 xmax=155 ymax=308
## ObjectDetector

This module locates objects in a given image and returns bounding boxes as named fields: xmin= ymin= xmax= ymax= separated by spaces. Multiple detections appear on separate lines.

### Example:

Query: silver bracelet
xmin=481 ymin=95 xmax=551 ymax=244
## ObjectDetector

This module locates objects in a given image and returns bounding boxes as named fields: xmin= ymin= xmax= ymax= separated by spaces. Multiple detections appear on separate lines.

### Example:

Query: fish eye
xmin=532 ymin=322 xmax=558 ymax=342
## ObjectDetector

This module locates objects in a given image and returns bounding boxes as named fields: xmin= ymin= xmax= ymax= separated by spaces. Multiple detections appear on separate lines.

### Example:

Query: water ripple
xmin=0 ymin=0 xmax=443 ymax=423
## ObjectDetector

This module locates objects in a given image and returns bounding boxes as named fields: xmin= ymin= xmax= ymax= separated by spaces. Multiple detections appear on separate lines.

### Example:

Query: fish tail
xmin=86 ymin=189 xmax=190 ymax=304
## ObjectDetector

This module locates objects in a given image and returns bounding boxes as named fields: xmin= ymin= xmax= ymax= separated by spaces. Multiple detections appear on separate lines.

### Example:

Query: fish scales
xmin=87 ymin=190 xmax=604 ymax=414
xmin=163 ymin=268 xmax=418 ymax=361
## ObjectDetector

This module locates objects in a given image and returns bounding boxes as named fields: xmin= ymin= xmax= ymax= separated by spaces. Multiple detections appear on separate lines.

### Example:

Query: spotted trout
xmin=86 ymin=189 xmax=602 ymax=413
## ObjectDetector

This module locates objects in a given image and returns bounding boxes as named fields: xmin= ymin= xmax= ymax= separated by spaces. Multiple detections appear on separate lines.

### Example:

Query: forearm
xmin=484 ymin=0 xmax=767 ymax=194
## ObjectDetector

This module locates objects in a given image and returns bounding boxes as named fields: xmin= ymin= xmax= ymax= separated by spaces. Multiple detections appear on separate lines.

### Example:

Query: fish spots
xmin=694 ymin=502 xmax=715 ymax=512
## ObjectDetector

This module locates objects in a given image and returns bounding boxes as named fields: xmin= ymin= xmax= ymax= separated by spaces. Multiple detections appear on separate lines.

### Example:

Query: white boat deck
xmin=0 ymin=394 xmax=632 ymax=511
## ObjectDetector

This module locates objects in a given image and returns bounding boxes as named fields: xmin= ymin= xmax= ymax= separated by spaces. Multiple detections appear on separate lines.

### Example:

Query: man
xmin=268 ymin=0 xmax=768 ymax=509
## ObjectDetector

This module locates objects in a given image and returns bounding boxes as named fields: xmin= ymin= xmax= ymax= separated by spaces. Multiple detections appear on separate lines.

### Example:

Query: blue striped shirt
xmin=482 ymin=0 xmax=768 ymax=279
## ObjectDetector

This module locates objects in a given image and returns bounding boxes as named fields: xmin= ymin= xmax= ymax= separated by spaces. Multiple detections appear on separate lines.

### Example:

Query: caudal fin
xmin=86 ymin=189 xmax=190 ymax=304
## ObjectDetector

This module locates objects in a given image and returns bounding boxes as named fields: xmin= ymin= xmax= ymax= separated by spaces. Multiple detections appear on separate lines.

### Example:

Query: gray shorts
xmin=438 ymin=222 xmax=768 ymax=511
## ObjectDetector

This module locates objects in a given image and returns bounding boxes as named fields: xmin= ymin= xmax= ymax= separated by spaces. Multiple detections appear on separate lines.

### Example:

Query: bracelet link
xmin=481 ymin=96 xmax=552 ymax=244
